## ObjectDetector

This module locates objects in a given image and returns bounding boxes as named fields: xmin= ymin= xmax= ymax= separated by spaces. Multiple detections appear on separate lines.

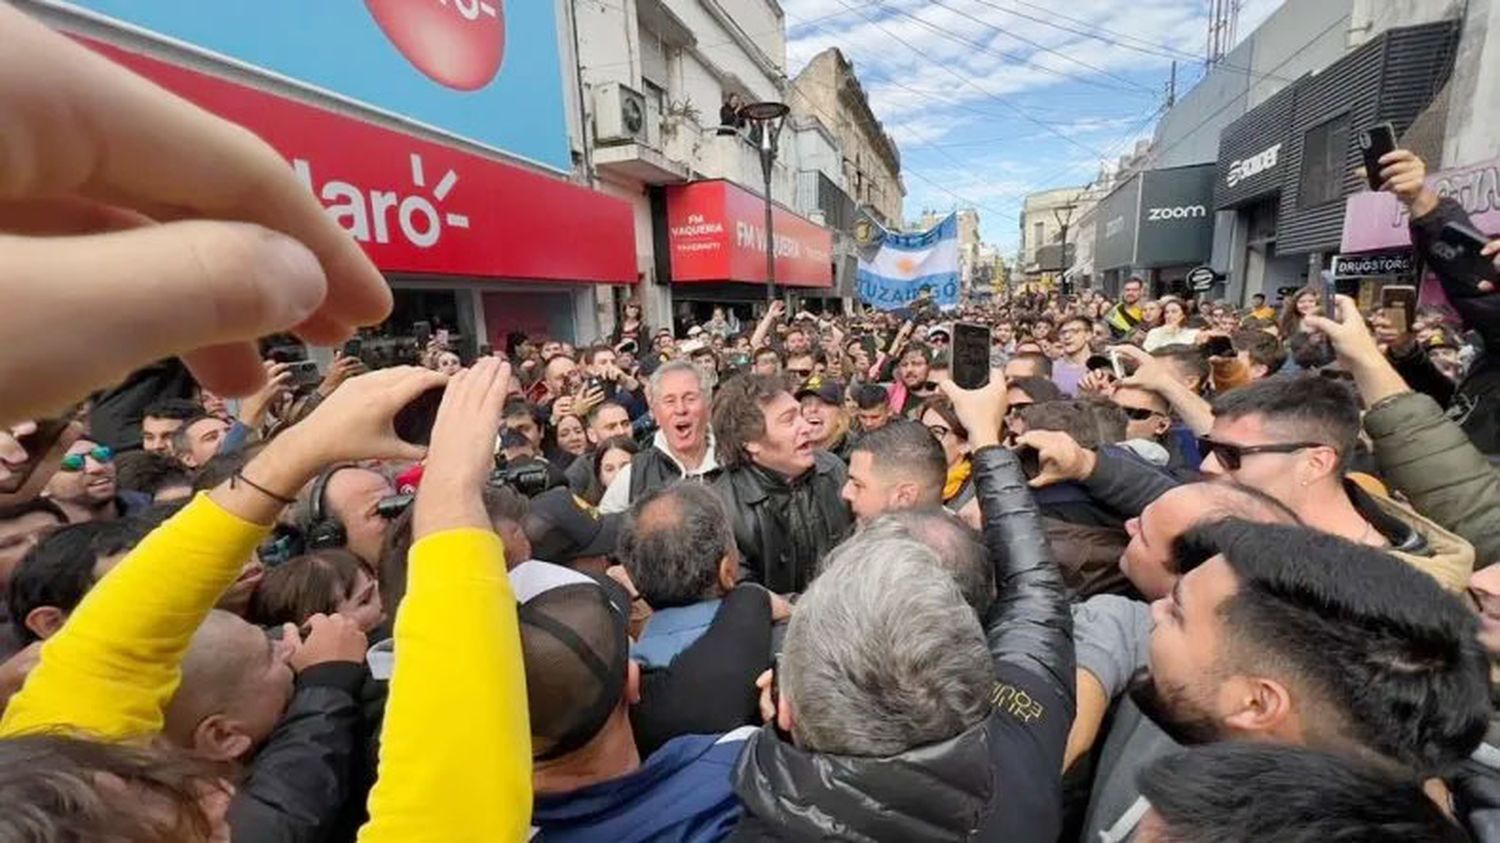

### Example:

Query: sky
xmin=780 ymin=0 xmax=1286 ymax=256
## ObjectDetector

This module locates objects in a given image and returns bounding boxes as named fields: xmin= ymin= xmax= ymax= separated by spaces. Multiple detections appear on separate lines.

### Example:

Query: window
xmin=1032 ymin=222 xmax=1045 ymax=256
xmin=1298 ymin=113 xmax=1351 ymax=208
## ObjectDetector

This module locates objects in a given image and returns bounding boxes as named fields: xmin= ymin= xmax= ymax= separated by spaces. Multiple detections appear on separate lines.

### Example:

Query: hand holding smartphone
xmin=950 ymin=322 xmax=992 ymax=390
xmin=1434 ymin=222 xmax=1499 ymax=291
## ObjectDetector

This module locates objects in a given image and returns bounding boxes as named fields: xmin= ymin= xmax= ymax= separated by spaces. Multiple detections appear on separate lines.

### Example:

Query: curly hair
xmin=711 ymin=373 xmax=786 ymax=470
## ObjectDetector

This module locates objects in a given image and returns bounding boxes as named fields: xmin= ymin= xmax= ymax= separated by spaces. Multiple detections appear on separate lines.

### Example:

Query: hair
xmin=1059 ymin=314 xmax=1092 ymax=335
xmin=917 ymin=396 xmax=968 ymax=442
xmin=783 ymin=538 xmax=993 ymax=756
xmin=753 ymin=346 xmax=782 ymax=365
xmin=0 ymin=734 xmax=228 ymax=842
xmin=247 ymin=548 xmax=366 ymax=629
xmin=1210 ymin=373 xmax=1360 ymax=471
xmin=1138 ymin=743 xmax=1468 ymax=843
xmin=113 ymin=451 xmax=192 ymax=497
xmin=1230 ymin=329 xmax=1286 ymax=376
xmin=377 ymin=504 xmax=416 ymax=620
xmin=1009 ymin=352 xmax=1052 ymax=378
xmin=584 ymin=344 xmax=616 ymax=366
xmin=582 ymin=400 xmax=627 ymax=430
xmin=1179 ymin=519 xmax=1490 ymax=775
xmin=1158 ymin=482 xmax=1301 ymax=576
xmin=852 ymin=383 xmax=889 ymax=410
xmin=849 ymin=420 xmax=946 ymax=506
xmin=861 ymin=509 xmax=994 ymax=615
xmin=1007 ymin=376 xmax=1064 ymax=404
xmin=1151 ymin=344 xmax=1211 ymax=389
xmin=582 ymin=435 xmax=640 ymax=505
xmin=711 ymin=373 xmax=785 ymax=470
xmin=9 ymin=518 xmax=156 ymax=643
xmin=647 ymin=359 xmax=713 ymax=403
xmin=502 ymin=398 xmax=538 ymax=423
xmin=1019 ymin=399 xmax=1127 ymax=448
xmin=141 ymin=399 xmax=202 ymax=423
xmin=617 ymin=483 xmax=734 ymax=608
xmin=1279 ymin=285 xmax=1318 ymax=336
xmin=898 ymin=344 xmax=932 ymax=365
xmin=166 ymin=414 xmax=218 ymax=458
xmin=1287 ymin=329 xmax=1337 ymax=370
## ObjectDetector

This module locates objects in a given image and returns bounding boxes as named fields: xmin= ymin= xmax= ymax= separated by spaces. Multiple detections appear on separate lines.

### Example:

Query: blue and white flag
xmin=857 ymin=214 xmax=960 ymax=311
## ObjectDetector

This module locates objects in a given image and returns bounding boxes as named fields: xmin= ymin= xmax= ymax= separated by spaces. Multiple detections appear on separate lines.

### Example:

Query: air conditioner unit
xmin=594 ymin=82 xmax=648 ymax=146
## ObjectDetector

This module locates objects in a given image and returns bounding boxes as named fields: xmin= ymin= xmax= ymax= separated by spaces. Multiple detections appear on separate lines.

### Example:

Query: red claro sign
xmin=666 ymin=181 xmax=833 ymax=288
xmin=365 ymin=0 xmax=505 ymax=91
xmin=85 ymin=39 xmax=636 ymax=285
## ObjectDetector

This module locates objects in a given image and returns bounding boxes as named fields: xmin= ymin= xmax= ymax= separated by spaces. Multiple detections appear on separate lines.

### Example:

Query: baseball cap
xmin=510 ymin=560 xmax=628 ymax=761
xmin=927 ymin=324 xmax=953 ymax=341
xmin=686 ymin=324 xmax=705 ymax=337
xmin=525 ymin=487 xmax=621 ymax=563
xmin=794 ymin=374 xmax=845 ymax=405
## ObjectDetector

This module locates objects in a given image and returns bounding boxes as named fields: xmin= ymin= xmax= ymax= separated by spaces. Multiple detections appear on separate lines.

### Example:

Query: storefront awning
xmin=665 ymin=180 xmax=834 ymax=288
xmin=86 ymin=39 xmax=638 ymax=285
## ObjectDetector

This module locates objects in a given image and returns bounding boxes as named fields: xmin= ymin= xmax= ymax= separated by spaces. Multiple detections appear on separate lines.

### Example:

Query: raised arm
xmin=750 ymin=299 xmax=786 ymax=351
xmin=0 ymin=367 xmax=442 ymax=741
xmin=938 ymin=374 xmax=1074 ymax=702
xmin=359 ymin=358 xmax=531 ymax=843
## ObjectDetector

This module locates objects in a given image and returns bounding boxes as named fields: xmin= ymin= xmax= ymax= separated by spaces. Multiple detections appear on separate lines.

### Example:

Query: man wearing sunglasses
xmin=1199 ymin=373 xmax=1472 ymax=593
xmin=40 ymin=439 xmax=150 ymax=523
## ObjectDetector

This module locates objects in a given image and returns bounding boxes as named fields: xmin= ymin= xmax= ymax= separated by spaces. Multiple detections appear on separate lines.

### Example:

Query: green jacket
xmin=1365 ymin=391 xmax=1500 ymax=567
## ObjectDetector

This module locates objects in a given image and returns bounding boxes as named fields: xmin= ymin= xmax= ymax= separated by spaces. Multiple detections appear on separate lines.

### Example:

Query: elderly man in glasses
xmin=41 ymin=439 xmax=152 ymax=523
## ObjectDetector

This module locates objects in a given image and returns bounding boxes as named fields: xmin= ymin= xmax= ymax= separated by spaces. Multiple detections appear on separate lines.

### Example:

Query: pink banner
xmin=1341 ymin=156 xmax=1500 ymax=253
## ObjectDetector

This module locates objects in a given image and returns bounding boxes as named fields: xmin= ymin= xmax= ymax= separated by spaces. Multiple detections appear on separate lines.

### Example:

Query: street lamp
xmin=742 ymin=100 xmax=790 ymax=305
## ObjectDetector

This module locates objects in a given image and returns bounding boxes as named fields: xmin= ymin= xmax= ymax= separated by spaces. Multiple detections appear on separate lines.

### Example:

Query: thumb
xmin=1301 ymin=314 xmax=1337 ymax=335
xmin=0 ymin=221 xmax=327 ymax=424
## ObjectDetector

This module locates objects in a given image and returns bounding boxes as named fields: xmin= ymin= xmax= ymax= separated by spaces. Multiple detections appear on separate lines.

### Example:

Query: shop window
xmin=1299 ymin=113 xmax=1351 ymax=208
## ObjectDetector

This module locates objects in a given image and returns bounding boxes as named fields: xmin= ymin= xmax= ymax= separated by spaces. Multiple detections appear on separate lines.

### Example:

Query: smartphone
xmin=1014 ymin=445 xmax=1042 ymax=480
xmin=1319 ymin=270 xmax=1338 ymax=319
xmin=413 ymin=321 xmax=432 ymax=347
xmin=1359 ymin=122 xmax=1397 ymax=191
xmin=289 ymin=360 xmax=321 ymax=388
xmin=1435 ymin=222 xmax=1499 ymax=290
xmin=1203 ymin=335 xmax=1235 ymax=358
xmin=0 ymin=417 xmax=73 ymax=494
xmin=951 ymin=322 xmax=992 ymax=390
xmin=392 ymin=385 xmax=445 ymax=446
xmin=1108 ymin=348 xmax=1126 ymax=379
xmin=341 ymin=338 xmax=363 ymax=359
xmin=435 ymin=328 xmax=450 ymax=348
xmin=1379 ymin=285 xmax=1418 ymax=335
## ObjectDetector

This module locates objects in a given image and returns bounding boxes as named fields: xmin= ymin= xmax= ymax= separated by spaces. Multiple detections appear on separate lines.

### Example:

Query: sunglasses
xmin=1007 ymin=401 xmax=1033 ymax=416
xmin=787 ymin=367 xmax=814 ymax=378
xmin=59 ymin=445 xmax=113 ymax=472
xmin=1196 ymin=437 xmax=1324 ymax=471
xmin=1120 ymin=406 xmax=1162 ymax=421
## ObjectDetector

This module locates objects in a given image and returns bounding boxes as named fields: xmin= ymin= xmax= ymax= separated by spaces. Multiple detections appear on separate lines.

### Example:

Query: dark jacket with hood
xmin=227 ymin=661 xmax=367 ymax=843
xmin=728 ymin=446 xmax=1075 ymax=842
xmin=715 ymin=451 xmax=852 ymax=594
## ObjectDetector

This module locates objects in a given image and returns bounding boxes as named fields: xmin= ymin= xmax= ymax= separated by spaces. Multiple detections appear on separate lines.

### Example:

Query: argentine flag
xmin=857 ymin=214 xmax=960 ymax=311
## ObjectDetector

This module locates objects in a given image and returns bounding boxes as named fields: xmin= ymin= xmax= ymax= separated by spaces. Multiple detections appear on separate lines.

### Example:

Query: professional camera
xmin=489 ymin=457 xmax=555 ymax=498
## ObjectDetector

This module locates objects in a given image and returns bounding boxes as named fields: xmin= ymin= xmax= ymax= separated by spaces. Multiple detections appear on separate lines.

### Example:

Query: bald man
xmin=164 ymin=610 xmax=370 ymax=841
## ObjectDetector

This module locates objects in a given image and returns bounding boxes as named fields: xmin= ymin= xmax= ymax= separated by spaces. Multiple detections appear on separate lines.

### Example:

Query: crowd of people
xmin=3 ymin=7 xmax=1500 ymax=841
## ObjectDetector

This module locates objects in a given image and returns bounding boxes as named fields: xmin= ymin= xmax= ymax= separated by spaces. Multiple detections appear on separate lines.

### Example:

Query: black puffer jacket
xmin=729 ymin=446 xmax=1075 ymax=842
xmin=715 ymin=452 xmax=852 ymax=594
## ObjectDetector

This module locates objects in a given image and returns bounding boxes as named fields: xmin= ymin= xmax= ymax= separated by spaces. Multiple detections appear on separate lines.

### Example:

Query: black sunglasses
xmin=1196 ymin=437 xmax=1326 ymax=471
xmin=1120 ymin=406 xmax=1162 ymax=421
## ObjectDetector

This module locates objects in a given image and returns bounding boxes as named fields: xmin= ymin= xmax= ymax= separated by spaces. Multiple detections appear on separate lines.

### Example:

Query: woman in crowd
xmin=548 ymin=414 xmax=589 ymax=467
xmin=1279 ymin=286 xmax=1322 ymax=337
xmin=248 ymin=548 xmax=385 ymax=634
xmin=434 ymin=351 xmax=462 ymax=376
xmin=582 ymin=435 xmax=639 ymax=506
xmin=1139 ymin=299 xmax=1164 ymax=331
xmin=1143 ymin=296 xmax=1199 ymax=351
xmin=919 ymin=396 xmax=975 ymax=512
xmin=611 ymin=300 xmax=649 ymax=349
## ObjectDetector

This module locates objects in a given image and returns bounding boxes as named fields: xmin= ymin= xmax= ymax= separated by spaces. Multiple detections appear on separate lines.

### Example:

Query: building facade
xmin=1019 ymin=186 xmax=1093 ymax=287
xmin=788 ymin=48 xmax=906 ymax=228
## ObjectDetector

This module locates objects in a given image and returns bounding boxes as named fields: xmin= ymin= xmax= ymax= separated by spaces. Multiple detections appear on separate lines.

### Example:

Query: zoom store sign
xmin=1137 ymin=165 xmax=1217 ymax=267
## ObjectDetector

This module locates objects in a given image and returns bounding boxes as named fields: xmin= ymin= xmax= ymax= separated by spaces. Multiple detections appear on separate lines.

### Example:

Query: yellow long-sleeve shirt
xmin=0 ymin=494 xmax=532 ymax=841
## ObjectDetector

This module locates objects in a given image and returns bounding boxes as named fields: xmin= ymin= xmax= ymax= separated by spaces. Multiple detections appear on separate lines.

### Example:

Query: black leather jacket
xmin=730 ymin=446 xmax=1075 ymax=842
xmin=715 ymin=452 xmax=852 ymax=594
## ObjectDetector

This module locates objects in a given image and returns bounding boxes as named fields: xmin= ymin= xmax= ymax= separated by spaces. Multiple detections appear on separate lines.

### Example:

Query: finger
xmin=0 ymin=221 xmax=326 ymax=423
xmin=1481 ymin=240 xmax=1500 ymax=258
xmin=282 ymin=623 xmax=303 ymax=649
xmin=0 ymin=197 xmax=155 ymax=235
xmin=1334 ymin=294 xmax=1359 ymax=323
xmin=1301 ymin=315 xmax=1336 ymax=335
xmin=0 ymin=10 xmax=391 ymax=330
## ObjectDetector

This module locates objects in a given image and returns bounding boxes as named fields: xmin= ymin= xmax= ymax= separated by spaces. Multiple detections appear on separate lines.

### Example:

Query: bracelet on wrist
xmin=230 ymin=471 xmax=297 ymax=506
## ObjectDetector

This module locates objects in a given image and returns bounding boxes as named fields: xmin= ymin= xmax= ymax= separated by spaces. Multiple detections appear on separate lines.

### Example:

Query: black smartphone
xmin=1359 ymin=122 xmax=1397 ymax=191
xmin=0 ymin=417 xmax=73 ymax=494
xmin=1379 ymin=284 xmax=1418 ymax=335
xmin=1203 ymin=335 xmax=1235 ymax=358
xmin=1014 ymin=445 xmax=1042 ymax=480
xmin=341 ymin=338 xmax=363 ymax=359
xmin=1435 ymin=222 xmax=1499 ymax=290
xmin=951 ymin=322 xmax=992 ymax=390
xmin=478 ymin=344 xmax=493 ymax=358
xmin=289 ymin=360 xmax=321 ymax=389
xmin=392 ymin=385 xmax=445 ymax=446
xmin=412 ymin=320 xmax=432 ymax=347
xmin=1319 ymin=270 xmax=1337 ymax=319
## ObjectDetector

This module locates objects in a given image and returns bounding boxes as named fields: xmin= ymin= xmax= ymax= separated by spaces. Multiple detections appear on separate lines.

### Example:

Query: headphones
xmin=303 ymin=465 xmax=351 ymax=551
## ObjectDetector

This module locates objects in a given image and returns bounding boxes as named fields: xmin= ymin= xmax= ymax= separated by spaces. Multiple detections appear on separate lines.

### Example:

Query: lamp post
xmin=741 ymin=101 xmax=790 ymax=306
